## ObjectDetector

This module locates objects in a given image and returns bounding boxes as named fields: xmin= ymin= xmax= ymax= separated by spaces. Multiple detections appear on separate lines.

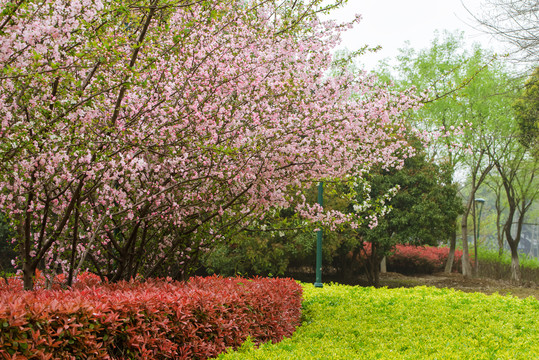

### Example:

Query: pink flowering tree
xmin=0 ymin=0 xmax=420 ymax=289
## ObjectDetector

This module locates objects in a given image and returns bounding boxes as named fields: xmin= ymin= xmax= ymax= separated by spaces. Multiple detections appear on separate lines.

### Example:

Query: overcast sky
xmin=322 ymin=0 xmax=506 ymax=70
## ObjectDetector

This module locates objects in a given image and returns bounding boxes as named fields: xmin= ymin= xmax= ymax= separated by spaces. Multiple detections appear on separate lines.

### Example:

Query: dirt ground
xmin=377 ymin=272 xmax=539 ymax=300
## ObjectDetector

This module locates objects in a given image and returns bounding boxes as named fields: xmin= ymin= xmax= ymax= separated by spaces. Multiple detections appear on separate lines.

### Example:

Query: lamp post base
xmin=314 ymin=282 xmax=323 ymax=288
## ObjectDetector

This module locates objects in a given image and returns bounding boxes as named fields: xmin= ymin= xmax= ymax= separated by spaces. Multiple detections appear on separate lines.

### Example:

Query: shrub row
xmin=349 ymin=244 xmax=465 ymax=275
xmin=218 ymin=283 xmax=539 ymax=359
xmin=476 ymin=247 xmax=539 ymax=269
xmin=477 ymin=260 xmax=539 ymax=284
xmin=0 ymin=276 xmax=302 ymax=359
xmin=387 ymin=245 xmax=465 ymax=275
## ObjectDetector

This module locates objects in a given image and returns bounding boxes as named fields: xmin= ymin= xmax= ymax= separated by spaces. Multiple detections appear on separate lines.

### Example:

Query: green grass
xmin=217 ymin=283 xmax=539 ymax=359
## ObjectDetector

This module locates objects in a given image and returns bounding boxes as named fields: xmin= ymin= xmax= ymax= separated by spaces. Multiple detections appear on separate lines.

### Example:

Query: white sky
xmin=323 ymin=0 xmax=506 ymax=71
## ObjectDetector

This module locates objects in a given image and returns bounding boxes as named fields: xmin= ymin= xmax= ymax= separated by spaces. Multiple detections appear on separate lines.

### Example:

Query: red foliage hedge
xmin=0 ymin=275 xmax=302 ymax=359
xmin=387 ymin=245 xmax=465 ymax=275
xmin=352 ymin=244 xmax=466 ymax=275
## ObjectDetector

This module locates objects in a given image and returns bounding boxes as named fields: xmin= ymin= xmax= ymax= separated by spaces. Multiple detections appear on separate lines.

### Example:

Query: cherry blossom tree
xmin=0 ymin=0 xmax=421 ymax=289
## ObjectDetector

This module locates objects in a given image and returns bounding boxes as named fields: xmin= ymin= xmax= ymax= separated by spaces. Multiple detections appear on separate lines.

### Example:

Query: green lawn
xmin=217 ymin=283 xmax=539 ymax=359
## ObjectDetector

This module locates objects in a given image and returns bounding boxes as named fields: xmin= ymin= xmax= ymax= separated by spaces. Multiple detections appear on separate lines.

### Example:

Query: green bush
xmin=477 ymin=247 xmax=539 ymax=269
xmin=202 ymin=231 xmax=315 ymax=277
xmin=217 ymin=283 xmax=539 ymax=359
xmin=474 ymin=247 xmax=539 ymax=283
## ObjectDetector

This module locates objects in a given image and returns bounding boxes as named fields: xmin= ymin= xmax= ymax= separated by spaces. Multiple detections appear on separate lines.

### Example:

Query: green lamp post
xmin=314 ymin=182 xmax=324 ymax=288
xmin=474 ymin=198 xmax=485 ymax=273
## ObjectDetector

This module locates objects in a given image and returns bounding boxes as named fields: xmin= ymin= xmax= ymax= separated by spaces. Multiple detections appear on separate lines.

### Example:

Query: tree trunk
xmin=364 ymin=242 xmax=381 ymax=288
xmin=501 ymin=203 xmax=521 ymax=284
xmin=460 ymin=150 xmax=492 ymax=277
xmin=372 ymin=258 xmax=380 ymax=288
xmin=23 ymin=261 xmax=34 ymax=290
xmin=461 ymin=208 xmax=472 ymax=277
xmin=17 ymin=209 xmax=34 ymax=290
xmin=67 ymin=199 xmax=81 ymax=287
xmin=445 ymin=229 xmax=457 ymax=273
xmin=471 ymin=192 xmax=478 ymax=277
xmin=380 ymin=256 xmax=387 ymax=273
xmin=495 ymin=196 xmax=505 ymax=257
xmin=508 ymin=242 xmax=522 ymax=283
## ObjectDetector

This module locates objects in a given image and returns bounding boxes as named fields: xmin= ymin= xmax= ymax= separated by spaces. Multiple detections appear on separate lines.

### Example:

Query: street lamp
xmin=474 ymin=198 xmax=485 ymax=274
xmin=314 ymin=182 xmax=324 ymax=288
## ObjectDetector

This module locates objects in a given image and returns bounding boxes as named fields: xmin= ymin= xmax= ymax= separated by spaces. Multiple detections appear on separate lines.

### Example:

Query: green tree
xmin=488 ymin=135 xmax=539 ymax=283
xmin=351 ymin=140 xmax=462 ymax=287
xmin=484 ymin=90 xmax=539 ymax=283
xmin=514 ymin=67 xmax=539 ymax=149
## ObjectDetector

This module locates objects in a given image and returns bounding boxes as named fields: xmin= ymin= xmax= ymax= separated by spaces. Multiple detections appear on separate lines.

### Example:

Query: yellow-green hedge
xmin=217 ymin=283 xmax=539 ymax=359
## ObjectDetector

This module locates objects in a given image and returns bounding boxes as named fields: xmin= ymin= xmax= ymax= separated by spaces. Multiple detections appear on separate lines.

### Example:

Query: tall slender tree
xmin=487 ymin=133 xmax=539 ymax=282
xmin=382 ymin=32 xmax=517 ymax=276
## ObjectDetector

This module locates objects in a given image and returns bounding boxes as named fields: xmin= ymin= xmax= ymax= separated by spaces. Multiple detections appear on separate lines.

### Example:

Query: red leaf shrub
xmin=387 ymin=245 xmax=465 ymax=275
xmin=0 ymin=276 xmax=302 ymax=359
xmin=348 ymin=244 xmax=466 ymax=275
